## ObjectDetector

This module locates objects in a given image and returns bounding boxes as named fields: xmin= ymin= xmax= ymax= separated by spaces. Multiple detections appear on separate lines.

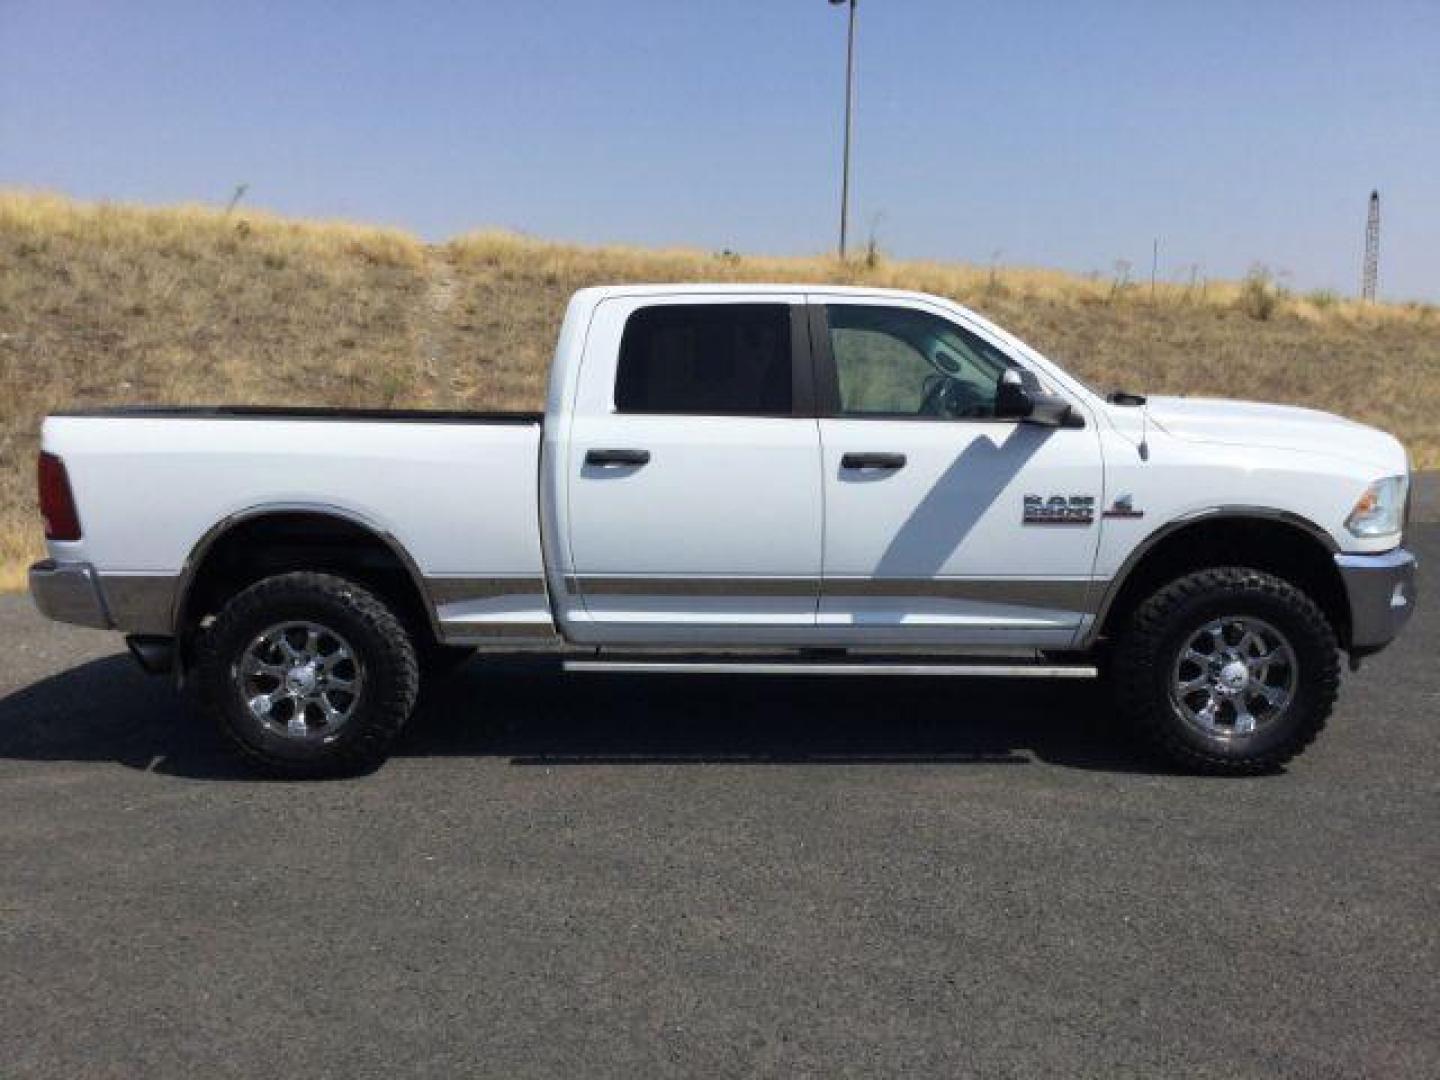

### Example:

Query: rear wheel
xmin=198 ymin=572 xmax=420 ymax=778
xmin=1112 ymin=567 xmax=1339 ymax=774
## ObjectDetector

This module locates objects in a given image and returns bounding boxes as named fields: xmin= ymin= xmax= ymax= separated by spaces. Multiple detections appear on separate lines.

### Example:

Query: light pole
xmin=830 ymin=0 xmax=856 ymax=259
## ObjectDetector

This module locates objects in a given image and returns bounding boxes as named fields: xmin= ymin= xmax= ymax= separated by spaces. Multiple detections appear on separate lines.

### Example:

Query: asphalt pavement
xmin=1 ymin=529 xmax=1436 ymax=1078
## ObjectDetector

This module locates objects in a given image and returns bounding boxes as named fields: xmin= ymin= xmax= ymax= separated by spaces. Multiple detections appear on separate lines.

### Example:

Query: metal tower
xmin=1362 ymin=190 xmax=1380 ymax=302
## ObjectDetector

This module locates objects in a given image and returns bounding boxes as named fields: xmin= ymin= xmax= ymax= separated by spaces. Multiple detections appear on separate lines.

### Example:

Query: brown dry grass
xmin=3 ymin=189 xmax=1437 ymax=588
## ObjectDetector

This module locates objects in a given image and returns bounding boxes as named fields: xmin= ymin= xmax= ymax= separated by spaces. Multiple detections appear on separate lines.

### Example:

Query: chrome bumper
xmin=1335 ymin=548 xmax=1418 ymax=652
xmin=29 ymin=559 xmax=111 ymax=629
xmin=29 ymin=561 xmax=176 ymax=634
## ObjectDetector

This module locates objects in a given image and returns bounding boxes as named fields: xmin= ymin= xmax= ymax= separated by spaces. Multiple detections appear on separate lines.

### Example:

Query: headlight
xmin=1345 ymin=476 xmax=1408 ymax=538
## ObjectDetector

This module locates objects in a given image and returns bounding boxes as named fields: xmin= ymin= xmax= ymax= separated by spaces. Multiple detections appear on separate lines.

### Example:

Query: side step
xmin=562 ymin=659 xmax=1097 ymax=678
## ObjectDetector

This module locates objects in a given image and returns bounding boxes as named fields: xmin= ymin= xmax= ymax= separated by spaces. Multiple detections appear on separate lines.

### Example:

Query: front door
xmin=561 ymin=294 xmax=823 ymax=645
xmin=811 ymin=297 xmax=1104 ymax=647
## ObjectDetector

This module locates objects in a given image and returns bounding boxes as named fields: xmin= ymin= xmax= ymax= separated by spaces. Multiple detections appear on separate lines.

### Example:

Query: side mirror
xmin=996 ymin=369 xmax=1078 ymax=427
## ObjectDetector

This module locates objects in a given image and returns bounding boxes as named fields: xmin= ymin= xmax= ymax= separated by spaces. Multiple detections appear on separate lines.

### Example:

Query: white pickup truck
xmin=31 ymin=285 xmax=1416 ymax=776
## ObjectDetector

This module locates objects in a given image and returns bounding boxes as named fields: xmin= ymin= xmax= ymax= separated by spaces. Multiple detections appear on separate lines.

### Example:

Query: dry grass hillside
xmin=3 ymin=189 xmax=1438 ymax=588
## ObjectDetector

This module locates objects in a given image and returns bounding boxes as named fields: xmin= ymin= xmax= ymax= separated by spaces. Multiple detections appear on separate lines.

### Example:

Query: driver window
xmin=825 ymin=304 xmax=1012 ymax=418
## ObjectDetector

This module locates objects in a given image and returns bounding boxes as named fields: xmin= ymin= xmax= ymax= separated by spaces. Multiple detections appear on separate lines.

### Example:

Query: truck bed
xmin=41 ymin=409 xmax=551 ymax=640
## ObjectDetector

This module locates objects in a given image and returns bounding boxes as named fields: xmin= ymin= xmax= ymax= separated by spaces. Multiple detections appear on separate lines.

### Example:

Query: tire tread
xmin=1113 ymin=566 xmax=1339 ymax=775
xmin=197 ymin=571 xmax=419 ymax=778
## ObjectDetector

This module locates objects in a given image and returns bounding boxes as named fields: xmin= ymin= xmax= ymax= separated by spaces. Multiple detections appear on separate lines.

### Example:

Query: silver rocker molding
xmin=565 ymin=575 xmax=1102 ymax=610
xmin=565 ymin=575 xmax=818 ymax=597
xmin=443 ymin=622 xmax=560 ymax=643
xmin=823 ymin=577 xmax=1098 ymax=609
xmin=426 ymin=576 xmax=549 ymax=603
xmin=427 ymin=576 xmax=559 ymax=644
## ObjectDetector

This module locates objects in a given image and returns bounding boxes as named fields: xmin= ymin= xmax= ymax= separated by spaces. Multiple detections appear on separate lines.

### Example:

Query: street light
xmin=830 ymin=0 xmax=856 ymax=260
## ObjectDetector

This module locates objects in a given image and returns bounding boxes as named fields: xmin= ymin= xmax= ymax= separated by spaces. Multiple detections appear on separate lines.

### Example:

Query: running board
xmin=562 ymin=660 xmax=1097 ymax=678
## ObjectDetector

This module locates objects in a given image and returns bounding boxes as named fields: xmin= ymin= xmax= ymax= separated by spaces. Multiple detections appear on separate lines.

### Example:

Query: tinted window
xmin=827 ymin=304 xmax=1011 ymax=418
xmin=616 ymin=304 xmax=792 ymax=415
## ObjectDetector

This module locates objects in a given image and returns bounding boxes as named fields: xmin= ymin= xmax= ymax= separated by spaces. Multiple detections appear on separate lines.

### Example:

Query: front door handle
xmin=586 ymin=448 xmax=651 ymax=467
xmin=841 ymin=452 xmax=906 ymax=470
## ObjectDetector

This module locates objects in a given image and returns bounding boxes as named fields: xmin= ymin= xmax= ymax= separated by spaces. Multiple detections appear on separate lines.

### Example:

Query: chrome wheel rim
xmin=235 ymin=621 xmax=364 ymax=741
xmin=1170 ymin=616 xmax=1297 ymax=740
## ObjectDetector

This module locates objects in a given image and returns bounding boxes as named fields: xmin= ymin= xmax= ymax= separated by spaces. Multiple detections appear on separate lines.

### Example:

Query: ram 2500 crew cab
xmin=30 ymin=285 xmax=1417 ymax=776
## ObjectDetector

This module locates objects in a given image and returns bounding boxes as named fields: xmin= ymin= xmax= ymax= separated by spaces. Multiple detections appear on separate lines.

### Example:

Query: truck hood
xmin=1142 ymin=395 xmax=1405 ymax=473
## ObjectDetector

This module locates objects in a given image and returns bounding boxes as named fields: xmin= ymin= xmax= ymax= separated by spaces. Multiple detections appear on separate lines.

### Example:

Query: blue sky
xmin=2 ymin=0 xmax=1437 ymax=298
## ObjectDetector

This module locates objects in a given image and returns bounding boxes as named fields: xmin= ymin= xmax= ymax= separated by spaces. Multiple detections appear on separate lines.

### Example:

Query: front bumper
xmin=1335 ymin=548 xmax=1417 ymax=652
xmin=29 ymin=559 xmax=110 ymax=630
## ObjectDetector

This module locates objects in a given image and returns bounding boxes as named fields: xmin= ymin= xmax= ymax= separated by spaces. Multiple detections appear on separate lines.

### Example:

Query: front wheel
xmin=197 ymin=572 xmax=420 ymax=778
xmin=1112 ymin=567 xmax=1340 ymax=774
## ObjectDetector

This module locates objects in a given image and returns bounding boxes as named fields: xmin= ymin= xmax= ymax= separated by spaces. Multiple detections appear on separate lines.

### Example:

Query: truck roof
xmin=575 ymin=283 xmax=947 ymax=304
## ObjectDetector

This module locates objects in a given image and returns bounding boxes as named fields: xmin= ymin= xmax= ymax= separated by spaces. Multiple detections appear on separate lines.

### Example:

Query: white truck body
xmin=30 ymin=284 xmax=1417 ymax=774
xmin=35 ymin=284 xmax=1412 ymax=650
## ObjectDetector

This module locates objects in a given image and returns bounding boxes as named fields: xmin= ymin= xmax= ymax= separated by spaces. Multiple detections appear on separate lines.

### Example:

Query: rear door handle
xmin=841 ymin=452 xmax=906 ymax=470
xmin=585 ymin=448 xmax=651 ymax=467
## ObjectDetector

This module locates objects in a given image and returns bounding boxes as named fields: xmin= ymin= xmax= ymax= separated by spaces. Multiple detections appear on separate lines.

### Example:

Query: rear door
xmin=561 ymin=294 xmax=823 ymax=644
xmin=811 ymin=296 xmax=1103 ymax=647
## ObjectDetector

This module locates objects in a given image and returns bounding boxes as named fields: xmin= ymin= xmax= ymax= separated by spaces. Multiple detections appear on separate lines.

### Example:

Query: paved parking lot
xmin=1 ymin=528 xmax=1436 ymax=1078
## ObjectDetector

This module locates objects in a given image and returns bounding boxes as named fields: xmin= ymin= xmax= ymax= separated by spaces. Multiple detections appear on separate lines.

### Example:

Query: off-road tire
xmin=1113 ymin=567 xmax=1340 ymax=775
xmin=198 ymin=572 xmax=420 ymax=778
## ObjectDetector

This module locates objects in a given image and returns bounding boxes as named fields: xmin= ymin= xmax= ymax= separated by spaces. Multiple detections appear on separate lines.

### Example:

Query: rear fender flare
xmin=170 ymin=501 xmax=439 ymax=641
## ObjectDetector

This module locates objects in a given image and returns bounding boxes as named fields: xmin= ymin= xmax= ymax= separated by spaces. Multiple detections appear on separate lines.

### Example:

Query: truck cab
xmin=548 ymin=287 xmax=1101 ymax=649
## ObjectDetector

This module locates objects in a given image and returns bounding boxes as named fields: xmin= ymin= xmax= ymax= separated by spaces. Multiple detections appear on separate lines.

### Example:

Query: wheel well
xmin=1098 ymin=516 xmax=1351 ymax=648
xmin=178 ymin=512 xmax=437 ymax=649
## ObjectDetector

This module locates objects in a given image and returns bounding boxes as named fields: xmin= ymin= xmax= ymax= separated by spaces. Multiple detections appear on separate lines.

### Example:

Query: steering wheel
xmin=918 ymin=374 xmax=987 ymax=418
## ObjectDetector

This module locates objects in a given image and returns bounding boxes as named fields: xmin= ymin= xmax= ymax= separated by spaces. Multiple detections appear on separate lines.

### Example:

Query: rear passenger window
xmin=615 ymin=304 xmax=792 ymax=415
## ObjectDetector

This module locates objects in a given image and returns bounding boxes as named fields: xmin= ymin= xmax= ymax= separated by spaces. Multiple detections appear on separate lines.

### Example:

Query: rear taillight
xmin=38 ymin=452 xmax=82 ymax=541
